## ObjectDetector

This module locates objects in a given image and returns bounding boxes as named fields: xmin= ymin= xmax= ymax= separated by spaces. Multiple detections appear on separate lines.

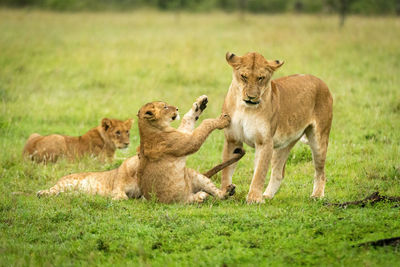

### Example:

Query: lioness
xmin=37 ymin=96 xmax=244 ymax=201
xmin=221 ymin=52 xmax=333 ymax=203
xmin=23 ymin=118 xmax=132 ymax=163
xmin=137 ymin=96 xmax=236 ymax=203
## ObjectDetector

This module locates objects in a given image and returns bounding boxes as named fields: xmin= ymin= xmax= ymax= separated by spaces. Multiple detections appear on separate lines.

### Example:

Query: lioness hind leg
xmin=305 ymin=125 xmax=330 ymax=198
xmin=187 ymin=169 xmax=235 ymax=200
xmin=263 ymin=141 xmax=296 ymax=199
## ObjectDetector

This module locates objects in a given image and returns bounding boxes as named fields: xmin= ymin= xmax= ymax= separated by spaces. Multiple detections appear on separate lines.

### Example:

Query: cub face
xmin=137 ymin=101 xmax=179 ymax=128
xmin=226 ymin=52 xmax=284 ymax=107
xmin=101 ymin=118 xmax=133 ymax=149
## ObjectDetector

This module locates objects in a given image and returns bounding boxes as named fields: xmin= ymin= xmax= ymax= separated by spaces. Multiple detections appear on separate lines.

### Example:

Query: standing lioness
xmin=221 ymin=52 xmax=333 ymax=203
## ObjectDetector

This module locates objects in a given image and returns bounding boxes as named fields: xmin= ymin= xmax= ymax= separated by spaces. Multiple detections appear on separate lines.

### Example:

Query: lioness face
xmin=102 ymin=118 xmax=133 ymax=149
xmin=138 ymin=101 xmax=179 ymax=127
xmin=226 ymin=52 xmax=284 ymax=107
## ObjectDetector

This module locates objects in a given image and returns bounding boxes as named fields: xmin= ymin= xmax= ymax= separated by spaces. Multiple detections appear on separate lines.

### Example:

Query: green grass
xmin=1 ymin=9 xmax=400 ymax=266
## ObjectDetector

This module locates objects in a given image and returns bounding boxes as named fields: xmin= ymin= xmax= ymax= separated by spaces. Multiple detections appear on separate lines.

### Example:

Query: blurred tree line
xmin=0 ymin=0 xmax=399 ymax=15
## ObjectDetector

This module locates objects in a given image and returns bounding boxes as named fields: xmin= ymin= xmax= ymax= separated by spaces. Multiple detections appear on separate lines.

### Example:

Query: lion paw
xmin=36 ymin=190 xmax=50 ymax=198
xmin=262 ymin=193 xmax=274 ymax=199
xmin=217 ymin=113 xmax=231 ymax=129
xmin=192 ymin=95 xmax=208 ymax=119
xmin=196 ymin=191 xmax=209 ymax=203
xmin=220 ymin=184 xmax=236 ymax=199
xmin=226 ymin=184 xmax=236 ymax=196
xmin=112 ymin=193 xmax=129 ymax=200
xmin=246 ymin=192 xmax=265 ymax=204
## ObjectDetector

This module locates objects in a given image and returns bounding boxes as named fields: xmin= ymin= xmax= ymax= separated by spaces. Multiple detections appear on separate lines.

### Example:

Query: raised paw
xmin=192 ymin=95 xmax=208 ymax=119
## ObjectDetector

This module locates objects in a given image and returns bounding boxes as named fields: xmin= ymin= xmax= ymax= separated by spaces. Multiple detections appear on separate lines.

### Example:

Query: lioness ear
xmin=226 ymin=52 xmax=241 ymax=68
xmin=267 ymin=59 xmax=284 ymax=71
xmin=125 ymin=118 xmax=133 ymax=129
xmin=102 ymin=118 xmax=112 ymax=131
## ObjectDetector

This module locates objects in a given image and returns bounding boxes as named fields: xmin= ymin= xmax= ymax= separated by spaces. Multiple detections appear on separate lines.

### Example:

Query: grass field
xmin=0 ymin=9 xmax=399 ymax=266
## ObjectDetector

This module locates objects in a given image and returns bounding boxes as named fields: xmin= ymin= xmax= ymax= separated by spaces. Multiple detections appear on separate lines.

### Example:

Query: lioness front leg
xmin=178 ymin=95 xmax=208 ymax=133
xmin=247 ymin=140 xmax=274 ymax=204
xmin=221 ymin=138 xmax=243 ymax=193
xmin=187 ymin=168 xmax=235 ymax=200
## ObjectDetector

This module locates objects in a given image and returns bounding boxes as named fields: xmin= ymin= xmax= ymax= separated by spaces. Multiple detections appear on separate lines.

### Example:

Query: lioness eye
xmin=258 ymin=76 xmax=265 ymax=81
xmin=116 ymin=131 xmax=121 ymax=135
xmin=241 ymin=74 xmax=247 ymax=81
xmin=164 ymin=106 xmax=168 ymax=109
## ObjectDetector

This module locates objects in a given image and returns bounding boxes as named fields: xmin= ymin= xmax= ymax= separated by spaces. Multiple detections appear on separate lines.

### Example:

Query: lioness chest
xmin=228 ymin=109 xmax=307 ymax=149
xmin=228 ymin=110 xmax=269 ymax=148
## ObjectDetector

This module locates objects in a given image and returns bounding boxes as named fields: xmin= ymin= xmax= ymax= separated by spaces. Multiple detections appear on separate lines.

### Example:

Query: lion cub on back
xmin=137 ymin=96 xmax=236 ymax=204
xmin=37 ymin=96 xmax=243 ymax=201
xmin=23 ymin=118 xmax=132 ymax=163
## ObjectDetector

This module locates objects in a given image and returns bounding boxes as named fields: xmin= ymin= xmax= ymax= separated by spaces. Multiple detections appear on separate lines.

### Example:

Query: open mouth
xmin=244 ymin=99 xmax=260 ymax=105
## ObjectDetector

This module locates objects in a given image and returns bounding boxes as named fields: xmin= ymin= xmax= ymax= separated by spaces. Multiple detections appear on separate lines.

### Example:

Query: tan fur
xmin=222 ymin=52 xmax=333 ymax=203
xmin=37 ymin=96 xmax=242 ymax=201
xmin=37 ymin=155 xmax=141 ymax=199
xmin=137 ymin=96 xmax=236 ymax=204
xmin=23 ymin=118 xmax=133 ymax=163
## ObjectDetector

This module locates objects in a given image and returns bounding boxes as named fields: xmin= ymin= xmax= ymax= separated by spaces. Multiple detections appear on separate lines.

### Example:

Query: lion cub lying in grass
xmin=37 ymin=96 xmax=243 ymax=201
xmin=137 ymin=96 xmax=236 ymax=203
xmin=23 ymin=118 xmax=132 ymax=163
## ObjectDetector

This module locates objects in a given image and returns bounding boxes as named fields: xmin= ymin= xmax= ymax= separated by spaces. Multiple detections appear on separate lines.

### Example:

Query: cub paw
xmin=217 ymin=114 xmax=231 ymax=129
xmin=112 ymin=193 xmax=129 ymax=200
xmin=226 ymin=184 xmax=236 ymax=196
xmin=36 ymin=190 xmax=50 ymax=198
xmin=192 ymin=95 xmax=208 ymax=119
xmin=197 ymin=192 xmax=209 ymax=203
xmin=246 ymin=192 xmax=265 ymax=204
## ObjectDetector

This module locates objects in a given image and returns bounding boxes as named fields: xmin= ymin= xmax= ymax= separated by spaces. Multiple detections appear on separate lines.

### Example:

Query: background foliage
xmin=0 ymin=0 xmax=399 ymax=14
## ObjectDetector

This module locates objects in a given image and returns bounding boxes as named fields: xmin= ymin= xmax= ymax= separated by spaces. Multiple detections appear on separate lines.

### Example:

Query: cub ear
xmin=226 ymin=52 xmax=241 ymax=68
xmin=143 ymin=110 xmax=156 ymax=120
xmin=125 ymin=118 xmax=133 ymax=129
xmin=102 ymin=118 xmax=112 ymax=131
xmin=267 ymin=59 xmax=284 ymax=71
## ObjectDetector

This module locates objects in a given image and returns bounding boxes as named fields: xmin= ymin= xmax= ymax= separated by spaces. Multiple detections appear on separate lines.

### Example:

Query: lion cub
xmin=37 ymin=96 xmax=243 ymax=201
xmin=23 ymin=118 xmax=132 ymax=163
xmin=137 ymin=96 xmax=236 ymax=204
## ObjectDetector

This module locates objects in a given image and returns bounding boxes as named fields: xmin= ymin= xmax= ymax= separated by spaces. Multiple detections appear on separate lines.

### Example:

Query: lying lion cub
xmin=37 ymin=96 xmax=244 ymax=201
xmin=23 ymin=118 xmax=132 ymax=163
xmin=137 ymin=96 xmax=236 ymax=203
